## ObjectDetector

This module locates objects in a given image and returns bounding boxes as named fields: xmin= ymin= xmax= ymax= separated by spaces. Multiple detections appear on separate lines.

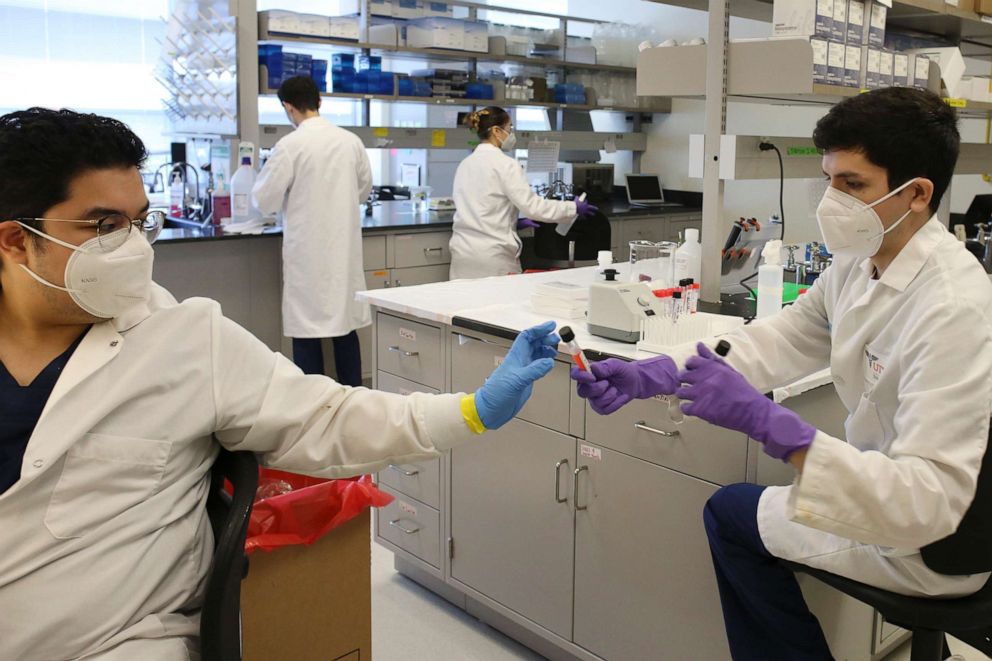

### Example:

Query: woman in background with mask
xmin=448 ymin=106 xmax=598 ymax=279
xmin=570 ymin=87 xmax=992 ymax=659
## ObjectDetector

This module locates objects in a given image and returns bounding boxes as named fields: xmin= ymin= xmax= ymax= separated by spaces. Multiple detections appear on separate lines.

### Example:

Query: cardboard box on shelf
xmin=463 ymin=21 xmax=489 ymax=53
xmin=978 ymin=0 xmax=992 ymax=14
xmin=241 ymin=509 xmax=372 ymax=661
xmin=832 ymin=0 xmax=849 ymax=42
xmin=566 ymin=45 xmax=598 ymax=65
xmin=333 ymin=0 xmax=394 ymax=16
xmin=948 ymin=0 xmax=976 ymax=11
xmin=424 ymin=1 xmax=454 ymax=16
xmin=296 ymin=14 xmax=331 ymax=38
xmin=406 ymin=17 xmax=465 ymax=50
xmin=847 ymin=0 xmax=866 ymax=44
xmin=369 ymin=21 xmax=401 ymax=47
xmin=394 ymin=0 xmax=426 ymax=18
xmin=260 ymin=10 xmax=302 ymax=35
xmin=329 ymin=16 xmax=360 ymax=41
xmin=827 ymin=40 xmax=846 ymax=85
xmin=868 ymin=0 xmax=887 ymax=47
xmin=910 ymin=46 xmax=965 ymax=97
xmin=773 ymin=0 xmax=834 ymax=38
xmin=910 ymin=54 xmax=930 ymax=89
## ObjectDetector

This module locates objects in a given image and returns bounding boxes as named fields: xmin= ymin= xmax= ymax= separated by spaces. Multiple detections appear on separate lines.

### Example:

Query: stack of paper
xmin=530 ymin=281 xmax=588 ymax=319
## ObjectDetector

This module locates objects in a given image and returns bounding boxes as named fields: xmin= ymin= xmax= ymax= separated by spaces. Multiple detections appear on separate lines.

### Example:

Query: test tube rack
xmin=637 ymin=312 xmax=744 ymax=355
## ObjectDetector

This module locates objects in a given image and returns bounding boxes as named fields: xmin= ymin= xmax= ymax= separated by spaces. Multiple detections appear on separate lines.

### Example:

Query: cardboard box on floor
xmin=241 ymin=509 xmax=371 ymax=661
xmin=978 ymin=0 xmax=992 ymax=14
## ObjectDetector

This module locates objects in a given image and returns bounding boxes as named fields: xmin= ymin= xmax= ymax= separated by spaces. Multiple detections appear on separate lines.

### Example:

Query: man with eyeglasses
xmin=0 ymin=108 xmax=558 ymax=660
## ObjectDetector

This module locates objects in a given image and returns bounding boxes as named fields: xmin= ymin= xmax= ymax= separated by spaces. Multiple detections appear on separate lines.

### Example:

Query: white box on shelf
xmin=811 ymin=37 xmax=830 ymax=83
xmin=773 ymin=0 xmax=834 ymax=38
xmin=868 ymin=0 xmax=887 ymax=47
xmin=329 ymin=16 xmax=360 ymax=40
xmin=369 ymin=21 xmax=401 ymax=47
xmin=879 ymin=49 xmax=894 ymax=87
xmin=893 ymin=53 xmax=909 ymax=86
xmin=865 ymin=46 xmax=881 ymax=88
xmin=393 ymin=0 xmax=425 ymax=18
xmin=406 ymin=17 xmax=465 ymax=50
xmin=566 ymin=45 xmax=598 ymax=64
xmin=261 ymin=10 xmax=302 ymax=35
xmin=912 ymin=47 xmax=965 ymax=97
xmin=910 ymin=53 xmax=929 ymax=89
xmin=333 ymin=0 xmax=394 ymax=16
xmin=424 ymin=2 xmax=454 ymax=17
xmin=463 ymin=21 xmax=489 ymax=53
xmin=831 ymin=0 xmax=848 ymax=42
xmin=297 ymin=13 xmax=332 ymax=38
xmin=827 ymin=40 xmax=846 ymax=85
xmin=847 ymin=0 xmax=866 ymax=44
xmin=968 ymin=77 xmax=992 ymax=102
xmin=844 ymin=44 xmax=862 ymax=87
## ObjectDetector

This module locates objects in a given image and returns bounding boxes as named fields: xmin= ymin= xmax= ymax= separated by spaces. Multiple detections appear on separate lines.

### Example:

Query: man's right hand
xmin=571 ymin=355 xmax=679 ymax=415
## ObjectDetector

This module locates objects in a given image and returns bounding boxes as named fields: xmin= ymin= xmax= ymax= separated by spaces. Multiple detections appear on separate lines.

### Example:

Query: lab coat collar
xmin=112 ymin=301 xmax=151 ymax=333
xmin=475 ymin=142 xmax=501 ymax=153
xmin=296 ymin=116 xmax=325 ymax=130
xmin=858 ymin=215 xmax=945 ymax=293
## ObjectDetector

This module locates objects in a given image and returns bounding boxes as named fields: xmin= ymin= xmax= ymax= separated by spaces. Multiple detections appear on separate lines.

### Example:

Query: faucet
xmin=977 ymin=224 xmax=992 ymax=273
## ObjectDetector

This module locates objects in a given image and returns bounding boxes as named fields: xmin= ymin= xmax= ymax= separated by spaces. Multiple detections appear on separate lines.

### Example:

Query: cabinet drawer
xmin=584 ymin=394 xmax=747 ymax=485
xmin=450 ymin=332 xmax=571 ymax=434
xmin=390 ymin=264 xmax=449 ymax=288
xmin=363 ymin=235 xmax=387 ymax=270
xmin=376 ymin=313 xmax=444 ymax=389
xmin=622 ymin=217 xmax=667 ymax=244
xmin=364 ymin=269 xmax=390 ymax=290
xmin=377 ymin=486 xmax=441 ymax=569
xmin=391 ymin=231 xmax=451 ymax=268
xmin=375 ymin=371 xmax=441 ymax=508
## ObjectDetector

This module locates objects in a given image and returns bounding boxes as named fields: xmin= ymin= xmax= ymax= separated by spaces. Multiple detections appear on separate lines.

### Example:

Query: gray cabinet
xmin=449 ymin=418 xmax=576 ymax=639
xmin=572 ymin=442 xmax=730 ymax=660
xmin=609 ymin=213 xmax=703 ymax=263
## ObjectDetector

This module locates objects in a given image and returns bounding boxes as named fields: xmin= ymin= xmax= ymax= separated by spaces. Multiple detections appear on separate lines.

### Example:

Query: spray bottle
xmin=756 ymin=239 xmax=784 ymax=319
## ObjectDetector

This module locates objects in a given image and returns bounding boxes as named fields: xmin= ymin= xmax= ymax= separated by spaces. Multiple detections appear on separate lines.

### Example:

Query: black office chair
xmin=200 ymin=447 xmax=259 ymax=661
xmin=531 ymin=207 xmax=612 ymax=266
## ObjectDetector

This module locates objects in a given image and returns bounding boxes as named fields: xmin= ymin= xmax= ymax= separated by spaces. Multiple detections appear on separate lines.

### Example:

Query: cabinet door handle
xmin=573 ymin=465 xmax=589 ymax=511
xmin=387 ymin=346 xmax=419 ymax=357
xmin=387 ymin=464 xmax=420 ymax=477
xmin=554 ymin=459 xmax=569 ymax=504
xmin=394 ymin=279 xmax=402 ymax=287
xmin=423 ymin=247 xmax=444 ymax=255
xmin=389 ymin=519 xmax=421 ymax=535
xmin=634 ymin=420 xmax=680 ymax=438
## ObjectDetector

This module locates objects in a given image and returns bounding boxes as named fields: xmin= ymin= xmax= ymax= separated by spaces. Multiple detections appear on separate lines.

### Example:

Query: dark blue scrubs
xmin=0 ymin=333 xmax=86 ymax=495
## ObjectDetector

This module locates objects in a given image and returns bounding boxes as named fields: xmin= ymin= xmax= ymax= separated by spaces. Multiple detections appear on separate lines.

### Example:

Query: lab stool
xmin=783 ymin=560 xmax=992 ymax=661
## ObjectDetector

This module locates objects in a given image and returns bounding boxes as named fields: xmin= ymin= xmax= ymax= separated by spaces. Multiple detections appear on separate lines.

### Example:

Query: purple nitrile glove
xmin=675 ymin=343 xmax=816 ymax=461
xmin=576 ymin=199 xmax=599 ymax=217
xmin=570 ymin=355 xmax=679 ymax=415
xmin=517 ymin=217 xmax=541 ymax=230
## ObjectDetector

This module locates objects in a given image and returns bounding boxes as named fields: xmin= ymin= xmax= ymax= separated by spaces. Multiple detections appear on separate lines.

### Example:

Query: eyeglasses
xmin=12 ymin=210 xmax=166 ymax=252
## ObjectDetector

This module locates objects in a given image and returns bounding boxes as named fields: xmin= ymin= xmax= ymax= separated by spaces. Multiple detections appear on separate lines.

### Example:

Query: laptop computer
xmin=625 ymin=173 xmax=675 ymax=207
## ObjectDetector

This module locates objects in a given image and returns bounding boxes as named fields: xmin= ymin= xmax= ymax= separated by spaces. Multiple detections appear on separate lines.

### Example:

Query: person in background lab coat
xmin=449 ymin=106 xmax=599 ymax=279
xmin=0 ymin=107 xmax=559 ymax=661
xmin=573 ymin=88 xmax=992 ymax=660
xmin=252 ymin=76 xmax=371 ymax=386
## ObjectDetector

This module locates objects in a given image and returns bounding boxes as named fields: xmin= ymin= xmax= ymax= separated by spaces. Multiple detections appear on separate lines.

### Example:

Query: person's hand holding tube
xmin=570 ymin=355 xmax=679 ymax=415
xmin=516 ymin=218 xmax=541 ymax=230
xmin=463 ymin=321 xmax=559 ymax=432
xmin=675 ymin=343 xmax=815 ymax=462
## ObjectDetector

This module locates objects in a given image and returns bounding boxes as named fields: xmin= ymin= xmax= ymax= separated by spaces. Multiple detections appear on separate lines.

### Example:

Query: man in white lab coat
xmin=573 ymin=88 xmax=992 ymax=659
xmin=0 ymin=107 xmax=558 ymax=660
xmin=252 ymin=75 xmax=372 ymax=386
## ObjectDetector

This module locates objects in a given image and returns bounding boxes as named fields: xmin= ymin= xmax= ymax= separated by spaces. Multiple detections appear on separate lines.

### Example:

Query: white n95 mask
xmin=16 ymin=225 xmax=154 ymax=319
xmin=815 ymin=178 xmax=917 ymax=258
xmin=499 ymin=131 xmax=517 ymax=152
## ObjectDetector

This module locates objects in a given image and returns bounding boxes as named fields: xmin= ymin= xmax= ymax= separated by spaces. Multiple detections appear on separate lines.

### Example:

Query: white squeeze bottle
xmin=756 ymin=239 xmax=784 ymax=319
xmin=674 ymin=228 xmax=702 ymax=283
xmin=230 ymin=156 xmax=257 ymax=224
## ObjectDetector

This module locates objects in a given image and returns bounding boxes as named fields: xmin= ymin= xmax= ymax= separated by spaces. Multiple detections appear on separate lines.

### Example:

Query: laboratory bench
xmin=358 ymin=266 xmax=909 ymax=661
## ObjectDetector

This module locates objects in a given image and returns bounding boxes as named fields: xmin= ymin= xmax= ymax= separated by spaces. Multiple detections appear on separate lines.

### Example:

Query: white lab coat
xmin=449 ymin=143 xmax=577 ymax=279
xmin=0 ymin=284 xmax=476 ymax=660
xmin=252 ymin=116 xmax=373 ymax=338
xmin=675 ymin=217 xmax=992 ymax=597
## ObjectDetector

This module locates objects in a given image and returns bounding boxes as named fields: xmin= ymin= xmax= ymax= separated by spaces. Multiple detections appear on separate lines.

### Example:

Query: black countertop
xmin=155 ymin=200 xmax=701 ymax=245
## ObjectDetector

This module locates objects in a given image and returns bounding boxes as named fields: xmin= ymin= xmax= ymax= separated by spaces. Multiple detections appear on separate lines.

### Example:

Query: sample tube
xmin=715 ymin=339 xmax=732 ymax=357
xmin=671 ymin=290 xmax=683 ymax=324
xmin=558 ymin=325 xmax=589 ymax=372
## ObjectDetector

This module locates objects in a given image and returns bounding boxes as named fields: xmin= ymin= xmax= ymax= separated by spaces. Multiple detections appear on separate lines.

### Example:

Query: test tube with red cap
xmin=558 ymin=325 xmax=589 ymax=372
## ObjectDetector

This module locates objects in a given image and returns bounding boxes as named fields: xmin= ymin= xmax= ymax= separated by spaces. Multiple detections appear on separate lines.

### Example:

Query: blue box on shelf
xmin=466 ymin=82 xmax=494 ymax=99
xmin=332 ymin=53 xmax=355 ymax=68
xmin=332 ymin=66 xmax=356 ymax=93
xmin=359 ymin=55 xmax=382 ymax=71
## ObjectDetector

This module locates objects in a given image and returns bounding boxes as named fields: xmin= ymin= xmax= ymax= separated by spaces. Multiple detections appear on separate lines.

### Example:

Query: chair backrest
xmin=200 ymin=447 xmax=259 ymax=661
xmin=533 ymin=209 xmax=612 ymax=261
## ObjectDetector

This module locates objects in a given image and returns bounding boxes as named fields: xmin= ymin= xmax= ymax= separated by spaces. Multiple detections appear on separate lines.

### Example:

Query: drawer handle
xmin=634 ymin=421 xmax=680 ymax=438
xmin=573 ymin=465 xmax=589 ymax=511
xmin=387 ymin=346 xmax=420 ymax=357
xmin=554 ymin=459 xmax=569 ymax=504
xmin=423 ymin=247 xmax=444 ymax=255
xmin=389 ymin=519 xmax=421 ymax=535
xmin=388 ymin=464 xmax=420 ymax=477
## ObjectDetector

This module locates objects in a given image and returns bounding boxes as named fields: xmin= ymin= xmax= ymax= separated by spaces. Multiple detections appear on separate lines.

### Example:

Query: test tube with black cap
xmin=558 ymin=326 xmax=589 ymax=372
xmin=715 ymin=340 xmax=732 ymax=357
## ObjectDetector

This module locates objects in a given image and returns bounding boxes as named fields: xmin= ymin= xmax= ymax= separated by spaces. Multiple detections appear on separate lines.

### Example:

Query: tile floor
xmin=370 ymin=536 xmax=989 ymax=661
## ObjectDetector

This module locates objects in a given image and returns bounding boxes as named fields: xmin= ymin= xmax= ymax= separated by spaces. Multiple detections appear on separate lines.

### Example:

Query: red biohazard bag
xmin=244 ymin=468 xmax=394 ymax=554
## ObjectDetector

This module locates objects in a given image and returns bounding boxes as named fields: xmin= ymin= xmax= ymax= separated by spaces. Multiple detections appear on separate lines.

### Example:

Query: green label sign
xmin=786 ymin=147 xmax=820 ymax=157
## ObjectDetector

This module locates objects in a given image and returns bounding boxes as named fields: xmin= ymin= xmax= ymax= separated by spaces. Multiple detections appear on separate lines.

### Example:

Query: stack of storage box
xmin=259 ymin=44 xmax=328 ymax=92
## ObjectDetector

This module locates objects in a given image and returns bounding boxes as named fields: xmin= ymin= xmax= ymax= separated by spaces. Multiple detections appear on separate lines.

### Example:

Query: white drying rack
xmin=637 ymin=312 xmax=744 ymax=355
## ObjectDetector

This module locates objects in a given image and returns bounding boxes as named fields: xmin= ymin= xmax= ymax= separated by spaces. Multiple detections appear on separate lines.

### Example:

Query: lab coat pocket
xmin=844 ymin=394 xmax=885 ymax=451
xmin=45 ymin=433 xmax=171 ymax=540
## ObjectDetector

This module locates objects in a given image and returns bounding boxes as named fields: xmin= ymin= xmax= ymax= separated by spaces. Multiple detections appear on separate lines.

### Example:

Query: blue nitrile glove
xmin=676 ymin=343 xmax=816 ymax=461
xmin=576 ymin=199 xmax=599 ymax=217
xmin=517 ymin=218 xmax=541 ymax=230
xmin=474 ymin=321 xmax=559 ymax=430
xmin=570 ymin=355 xmax=679 ymax=415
